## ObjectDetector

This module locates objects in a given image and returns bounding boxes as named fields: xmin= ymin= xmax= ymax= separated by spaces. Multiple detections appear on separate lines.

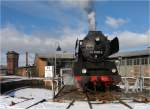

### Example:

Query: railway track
xmin=55 ymin=85 xmax=149 ymax=109
xmin=64 ymin=90 xmax=134 ymax=109
xmin=1 ymin=85 xmax=149 ymax=109
xmin=66 ymin=99 xmax=75 ymax=109
xmin=109 ymin=92 xmax=133 ymax=109
xmin=85 ymin=91 xmax=93 ymax=109
xmin=65 ymin=91 xmax=93 ymax=109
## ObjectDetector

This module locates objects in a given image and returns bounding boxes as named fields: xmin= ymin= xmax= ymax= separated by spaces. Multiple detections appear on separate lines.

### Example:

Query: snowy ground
xmin=0 ymin=88 xmax=150 ymax=109
xmin=1 ymin=75 xmax=44 ymax=83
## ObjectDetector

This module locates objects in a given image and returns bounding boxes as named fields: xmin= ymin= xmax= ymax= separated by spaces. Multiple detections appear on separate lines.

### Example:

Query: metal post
xmin=55 ymin=52 xmax=56 ymax=78
xmin=53 ymin=51 xmax=57 ymax=99
xmin=125 ymin=58 xmax=127 ymax=77
xmin=52 ymin=78 xmax=54 ymax=99
xmin=60 ymin=69 xmax=63 ymax=87
xmin=118 ymin=56 xmax=122 ymax=75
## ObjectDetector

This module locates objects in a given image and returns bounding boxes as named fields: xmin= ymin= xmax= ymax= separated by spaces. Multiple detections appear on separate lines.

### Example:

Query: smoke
xmin=62 ymin=0 xmax=96 ymax=31
xmin=83 ymin=0 xmax=96 ymax=31
xmin=87 ymin=11 xmax=96 ymax=31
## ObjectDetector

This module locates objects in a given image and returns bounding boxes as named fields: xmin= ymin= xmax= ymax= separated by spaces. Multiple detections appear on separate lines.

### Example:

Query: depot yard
xmin=0 ymin=75 xmax=150 ymax=109
xmin=0 ymin=87 xmax=150 ymax=109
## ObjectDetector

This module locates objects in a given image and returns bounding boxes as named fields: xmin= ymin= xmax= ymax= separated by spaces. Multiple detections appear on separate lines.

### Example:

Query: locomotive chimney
xmin=26 ymin=52 xmax=28 ymax=66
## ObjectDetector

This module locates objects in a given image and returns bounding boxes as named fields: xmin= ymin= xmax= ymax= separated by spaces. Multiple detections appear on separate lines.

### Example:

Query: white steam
xmin=59 ymin=0 xmax=96 ymax=31
xmin=82 ymin=0 xmax=96 ymax=31
xmin=87 ymin=11 xmax=96 ymax=31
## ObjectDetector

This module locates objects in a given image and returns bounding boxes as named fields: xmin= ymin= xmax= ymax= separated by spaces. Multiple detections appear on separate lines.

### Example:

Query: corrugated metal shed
xmin=110 ymin=48 xmax=150 ymax=58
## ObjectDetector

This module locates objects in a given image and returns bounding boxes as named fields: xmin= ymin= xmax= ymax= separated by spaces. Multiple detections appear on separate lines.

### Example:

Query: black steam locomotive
xmin=74 ymin=31 xmax=121 ymax=91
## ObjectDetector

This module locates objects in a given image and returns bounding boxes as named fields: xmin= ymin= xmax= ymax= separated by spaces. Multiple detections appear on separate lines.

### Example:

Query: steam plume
xmin=83 ymin=0 xmax=96 ymax=31
xmin=87 ymin=11 xmax=96 ymax=31
xmin=57 ymin=0 xmax=96 ymax=31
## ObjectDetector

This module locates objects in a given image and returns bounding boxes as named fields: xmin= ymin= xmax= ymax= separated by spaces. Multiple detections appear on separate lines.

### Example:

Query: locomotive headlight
xmin=82 ymin=68 xmax=87 ymax=74
xmin=112 ymin=68 xmax=116 ymax=73
xmin=95 ymin=37 xmax=100 ymax=41
xmin=80 ymin=41 xmax=82 ymax=45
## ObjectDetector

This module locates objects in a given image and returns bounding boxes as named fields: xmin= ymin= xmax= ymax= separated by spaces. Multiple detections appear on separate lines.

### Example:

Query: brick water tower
xmin=7 ymin=51 xmax=19 ymax=75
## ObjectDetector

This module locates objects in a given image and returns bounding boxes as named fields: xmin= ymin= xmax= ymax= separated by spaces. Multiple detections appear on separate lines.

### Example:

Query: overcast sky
xmin=0 ymin=0 xmax=150 ymax=66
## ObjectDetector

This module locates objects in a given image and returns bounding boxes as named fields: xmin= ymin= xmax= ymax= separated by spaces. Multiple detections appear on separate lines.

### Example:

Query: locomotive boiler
xmin=73 ymin=31 xmax=121 ymax=91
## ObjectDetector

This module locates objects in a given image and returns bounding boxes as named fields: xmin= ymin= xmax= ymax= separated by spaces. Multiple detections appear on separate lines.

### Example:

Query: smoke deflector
xmin=110 ymin=37 xmax=119 ymax=55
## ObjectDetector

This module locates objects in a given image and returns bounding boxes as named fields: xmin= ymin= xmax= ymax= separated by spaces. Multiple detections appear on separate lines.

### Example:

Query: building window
xmin=127 ymin=59 xmax=132 ymax=65
xmin=47 ymin=61 xmax=52 ymax=66
xmin=133 ymin=58 xmax=140 ymax=65
xmin=121 ymin=60 xmax=125 ymax=65
xmin=141 ymin=57 xmax=148 ymax=65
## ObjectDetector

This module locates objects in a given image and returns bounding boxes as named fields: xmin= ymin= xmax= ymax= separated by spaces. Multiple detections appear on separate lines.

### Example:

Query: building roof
xmin=56 ymin=45 xmax=61 ymax=51
xmin=36 ymin=48 xmax=149 ymax=59
xmin=36 ymin=51 xmax=75 ymax=59
xmin=110 ymin=48 xmax=150 ymax=58
xmin=7 ymin=51 xmax=19 ymax=55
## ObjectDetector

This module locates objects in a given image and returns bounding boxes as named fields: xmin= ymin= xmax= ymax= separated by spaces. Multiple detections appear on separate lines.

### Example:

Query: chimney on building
xmin=26 ymin=52 xmax=28 ymax=66
xmin=7 ymin=51 xmax=19 ymax=75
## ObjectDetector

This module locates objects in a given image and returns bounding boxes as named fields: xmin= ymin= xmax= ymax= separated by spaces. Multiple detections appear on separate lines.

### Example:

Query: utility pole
xmin=26 ymin=52 xmax=28 ymax=67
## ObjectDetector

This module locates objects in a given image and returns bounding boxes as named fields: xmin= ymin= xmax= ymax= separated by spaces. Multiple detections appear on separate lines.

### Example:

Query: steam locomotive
xmin=74 ymin=31 xmax=121 ymax=91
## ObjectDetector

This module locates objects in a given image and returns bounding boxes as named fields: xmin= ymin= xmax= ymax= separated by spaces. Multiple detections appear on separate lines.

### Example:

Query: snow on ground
xmin=92 ymin=102 xmax=149 ymax=109
xmin=118 ymin=85 xmax=150 ymax=91
xmin=0 ymin=96 xmax=25 ymax=109
xmin=0 ymin=88 xmax=53 ymax=109
xmin=31 ymin=101 xmax=69 ymax=109
xmin=1 ymin=75 xmax=44 ymax=83
xmin=8 ymin=88 xmax=53 ymax=100
xmin=0 ymin=88 xmax=150 ymax=109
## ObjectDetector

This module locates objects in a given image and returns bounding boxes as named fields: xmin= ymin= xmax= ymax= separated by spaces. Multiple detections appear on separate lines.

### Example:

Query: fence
xmin=116 ymin=57 xmax=150 ymax=92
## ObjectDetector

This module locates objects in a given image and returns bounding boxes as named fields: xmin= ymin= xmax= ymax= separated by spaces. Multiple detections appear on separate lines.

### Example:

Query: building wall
xmin=34 ymin=57 xmax=74 ymax=78
xmin=117 ymin=56 xmax=150 ymax=77
xmin=34 ymin=52 xmax=149 ymax=78
xmin=35 ymin=58 xmax=47 ymax=77
xmin=119 ymin=65 xmax=150 ymax=77
xmin=0 ymin=65 xmax=7 ymax=75
xmin=7 ymin=52 xmax=19 ymax=75
xmin=17 ymin=66 xmax=37 ymax=77
xmin=17 ymin=67 xmax=27 ymax=76
xmin=0 ymin=69 xmax=7 ymax=75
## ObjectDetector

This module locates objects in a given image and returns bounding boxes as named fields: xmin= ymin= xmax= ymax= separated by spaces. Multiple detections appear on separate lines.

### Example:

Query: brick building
xmin=7 ymin=51 xmax=19 ymax=75
xmin=34 ymin=51 xmax=75 ymax=77
xmin=17 ymin=66 xmax=36 ymax=77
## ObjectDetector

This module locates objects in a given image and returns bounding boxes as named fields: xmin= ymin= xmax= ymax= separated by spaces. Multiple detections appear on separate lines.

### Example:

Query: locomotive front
xmin=80 ymin=31 xmax=111 ymax=62
xmin=74 ymin=31 xmax=121 ymax=91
